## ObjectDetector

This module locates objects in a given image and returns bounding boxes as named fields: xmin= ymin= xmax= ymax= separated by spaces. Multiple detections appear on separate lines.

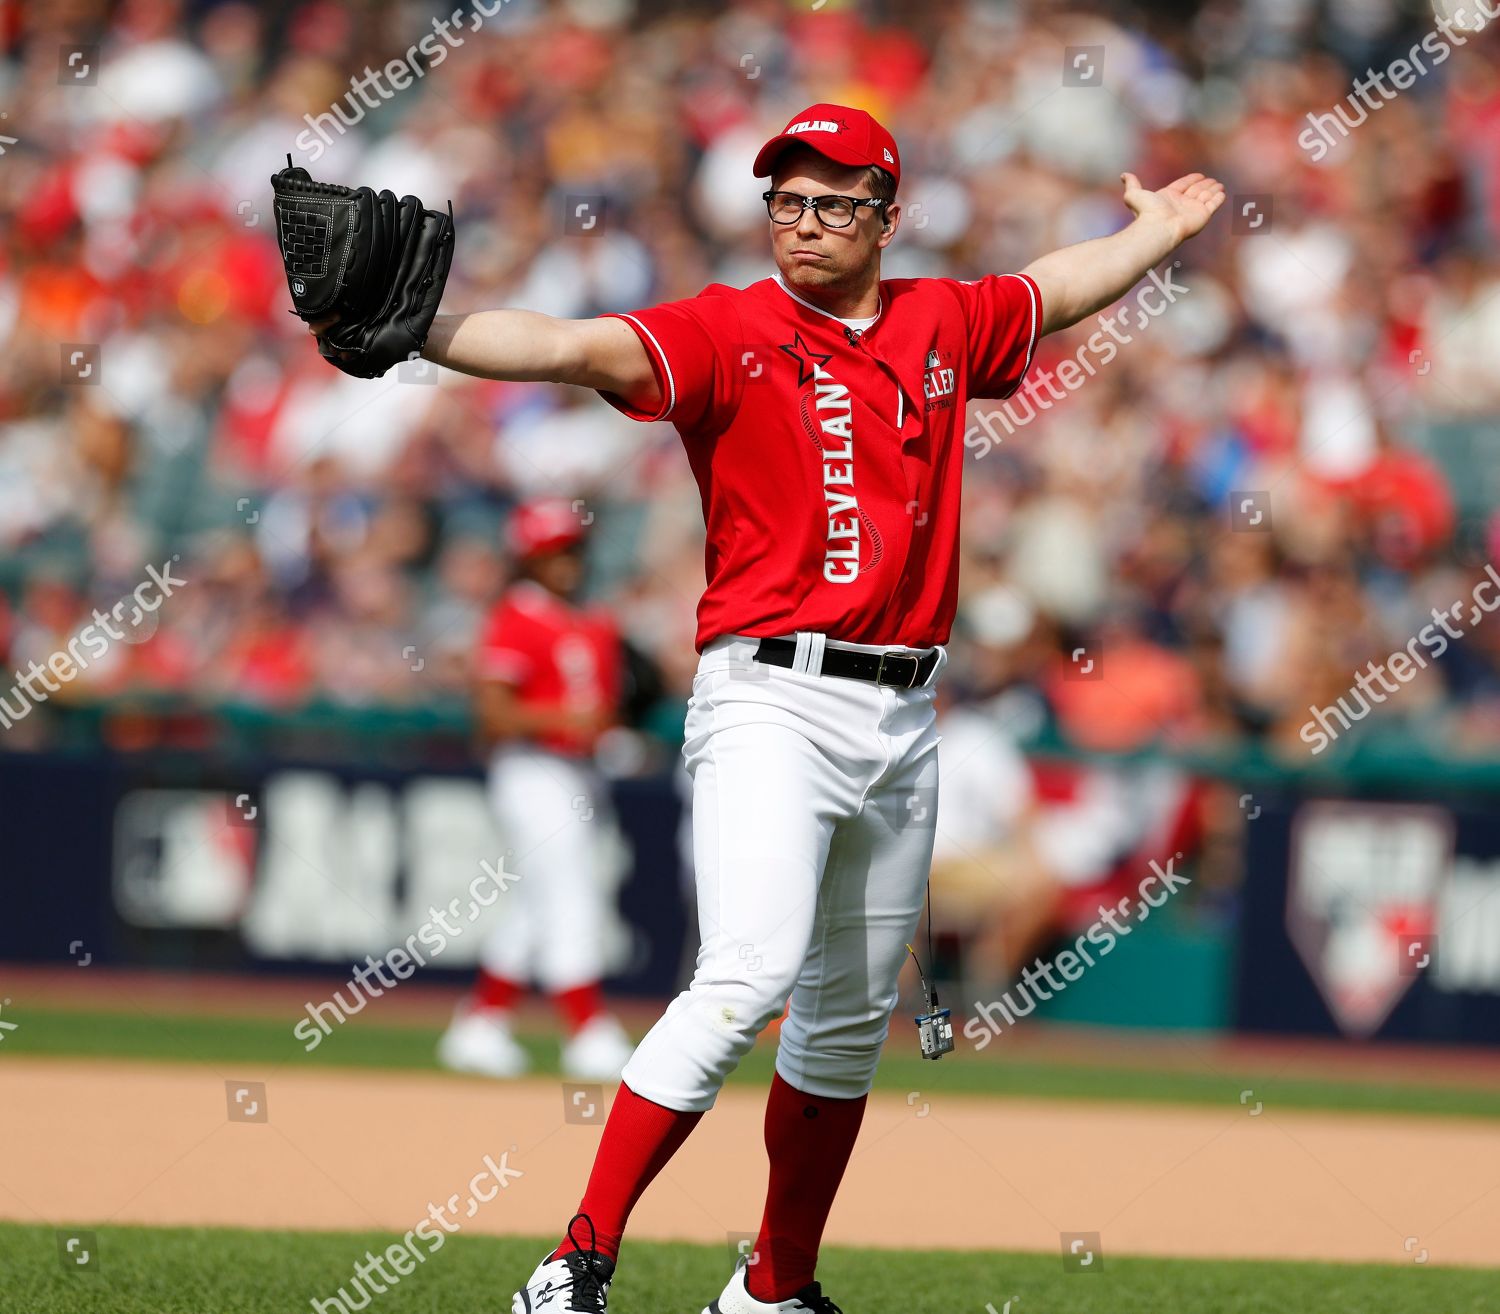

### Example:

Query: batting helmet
xmin=507 ymin=497 xmax=588 ymax=559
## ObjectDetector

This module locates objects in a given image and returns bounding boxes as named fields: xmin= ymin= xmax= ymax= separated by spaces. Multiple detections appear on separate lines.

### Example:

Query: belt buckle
xmin=876 ymin=650 xmax=918 ymax=689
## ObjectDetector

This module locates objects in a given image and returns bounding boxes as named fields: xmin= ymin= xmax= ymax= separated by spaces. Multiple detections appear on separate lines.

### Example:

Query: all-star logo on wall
xmin=1286 ymin=802 xmax=1454 ymax=1036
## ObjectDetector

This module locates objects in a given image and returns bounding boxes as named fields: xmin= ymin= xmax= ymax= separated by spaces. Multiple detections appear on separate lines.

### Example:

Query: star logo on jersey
xmin=778 ymin=332 xmax=832 ymax=387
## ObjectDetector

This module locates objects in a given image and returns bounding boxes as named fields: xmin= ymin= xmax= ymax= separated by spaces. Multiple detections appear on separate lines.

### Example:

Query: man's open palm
xmin=1121 ymin=171 xmax=1226 ymax=242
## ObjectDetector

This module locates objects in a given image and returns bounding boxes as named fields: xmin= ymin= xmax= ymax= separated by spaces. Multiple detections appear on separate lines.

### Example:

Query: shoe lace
xmin=795 ymin=1282 xmax=843 ymax=1314
xmin=561 ymin=1213 xmax=610 ymax=1312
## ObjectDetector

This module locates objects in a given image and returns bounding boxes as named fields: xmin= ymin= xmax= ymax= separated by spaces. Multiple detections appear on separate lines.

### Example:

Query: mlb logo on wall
xmin=1285 ymin=802 xmax=1454 ymax=1036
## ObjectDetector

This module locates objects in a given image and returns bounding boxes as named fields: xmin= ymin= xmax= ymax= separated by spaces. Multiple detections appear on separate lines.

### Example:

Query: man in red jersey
xmin=311 ymin=102 xmax=1224 ymax=1314
xmin=438 ymin=497 xmax=634 ymax=1085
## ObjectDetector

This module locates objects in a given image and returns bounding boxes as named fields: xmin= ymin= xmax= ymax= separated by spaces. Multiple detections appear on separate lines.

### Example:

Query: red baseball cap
xmin=753 ymin=103 xmax=901 ymax=191
xmin=507 ymin=497 xmax=588 ymax=558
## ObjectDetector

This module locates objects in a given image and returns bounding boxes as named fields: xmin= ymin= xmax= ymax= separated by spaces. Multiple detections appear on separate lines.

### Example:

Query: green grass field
xmin=8 ymin=1003 xmax=1499 ymax=1310
xmin=0 ymin=1223 xmax=1492 ymax=1314
xmin=7 ymin=1005 xmax=1500 ymax=1120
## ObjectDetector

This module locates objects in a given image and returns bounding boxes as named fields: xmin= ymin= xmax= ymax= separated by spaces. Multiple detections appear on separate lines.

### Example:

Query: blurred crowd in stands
xmin=4 ymin=0 xmax=1500 ymax=775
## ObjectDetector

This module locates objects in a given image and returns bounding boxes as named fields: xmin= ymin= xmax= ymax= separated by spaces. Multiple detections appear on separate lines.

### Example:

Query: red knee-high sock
xmin=746 ymin=1072 xmax=868 ymax=1301
xmin=552 ymin=981 xmax=605 ymax=1033
xmin=472 ymin=969 xmax=523 ymax=1012
xmin=551 ymin=1082 xmax=704 ymax=1264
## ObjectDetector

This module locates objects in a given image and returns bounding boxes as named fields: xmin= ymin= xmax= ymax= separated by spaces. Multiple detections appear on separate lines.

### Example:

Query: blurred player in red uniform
xmin=438 ymin=497 xmax=634 ymax=1082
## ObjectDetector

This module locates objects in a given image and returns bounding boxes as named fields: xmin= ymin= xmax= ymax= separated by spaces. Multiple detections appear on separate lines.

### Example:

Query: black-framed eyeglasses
xmin=762 ymin=190 xmax=889 ymax=229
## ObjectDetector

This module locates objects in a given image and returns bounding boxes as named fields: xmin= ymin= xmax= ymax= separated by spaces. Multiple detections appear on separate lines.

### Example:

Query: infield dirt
xmin=2 ymin=1056 xmax=1496 ymax=1268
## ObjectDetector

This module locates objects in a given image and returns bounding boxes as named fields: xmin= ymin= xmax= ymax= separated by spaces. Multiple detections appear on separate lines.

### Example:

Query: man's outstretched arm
xmin=1021 ymin=172 xmax=1225 ymax=336
xmin=309 ymin=307 xmax=660 ymax=409
xmin=421 ymin=310 xmax=660 ymax=402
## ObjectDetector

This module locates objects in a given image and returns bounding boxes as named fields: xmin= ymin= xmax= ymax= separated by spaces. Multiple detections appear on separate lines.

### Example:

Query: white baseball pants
xmin=479 ymin=745 xmax=619 ymax=992
xmin=621 ymin=633 xmax=945 ymax=1110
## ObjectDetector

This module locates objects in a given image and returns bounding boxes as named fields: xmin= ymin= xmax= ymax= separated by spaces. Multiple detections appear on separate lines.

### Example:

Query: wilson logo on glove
xmin=271 ymin=155 xmax=454 ymax=380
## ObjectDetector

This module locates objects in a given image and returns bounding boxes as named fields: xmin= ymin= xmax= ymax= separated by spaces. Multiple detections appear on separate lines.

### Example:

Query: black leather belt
xmin=753 ymin=637 xmax=940 ymax=689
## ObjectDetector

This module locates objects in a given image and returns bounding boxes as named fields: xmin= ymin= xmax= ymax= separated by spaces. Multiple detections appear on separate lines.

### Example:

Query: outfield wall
xmin=0 ymin=749 xmax=689 ymax=996
xmin=4 ymin=744 xmax=1499 ymax=1045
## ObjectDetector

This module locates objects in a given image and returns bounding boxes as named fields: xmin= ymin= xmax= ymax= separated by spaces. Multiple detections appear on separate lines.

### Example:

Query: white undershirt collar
xmin=773 ymin=272 xmax=882 ymax=332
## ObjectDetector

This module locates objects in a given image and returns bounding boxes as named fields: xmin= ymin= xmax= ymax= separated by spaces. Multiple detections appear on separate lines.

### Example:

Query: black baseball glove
xmin=270 ymin=158 xmax=454 ymax=380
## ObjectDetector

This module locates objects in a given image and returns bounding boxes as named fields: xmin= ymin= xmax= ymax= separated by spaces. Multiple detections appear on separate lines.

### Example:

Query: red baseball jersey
xmin=598 ymin=271 xmax=1040 ymax=649
xmin=476 ymin=581 xmax=621 ymax=757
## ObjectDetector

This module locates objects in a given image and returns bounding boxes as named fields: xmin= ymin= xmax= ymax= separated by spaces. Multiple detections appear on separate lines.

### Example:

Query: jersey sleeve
xmin=596 ymin=292 xmax=739 ymax=434
xmin=946 ymin=272 xmax=1042 ymax=401
xmin=475 ymin=603 xmax=536 ymax=687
